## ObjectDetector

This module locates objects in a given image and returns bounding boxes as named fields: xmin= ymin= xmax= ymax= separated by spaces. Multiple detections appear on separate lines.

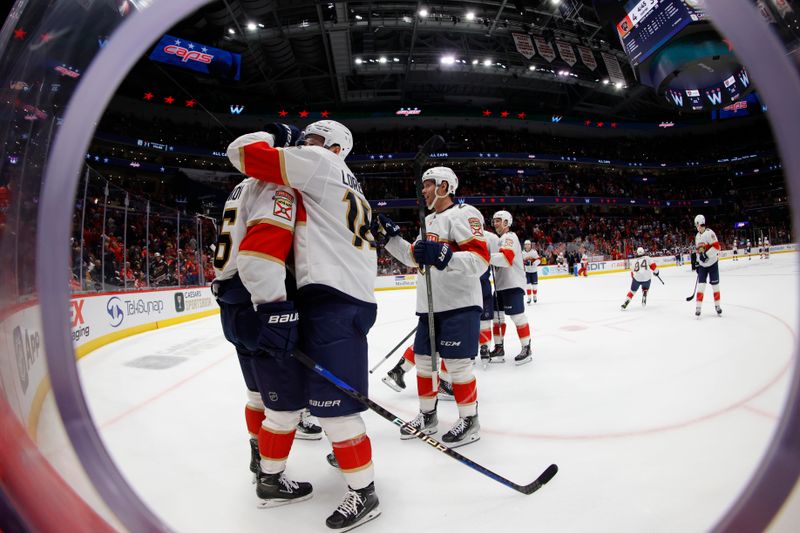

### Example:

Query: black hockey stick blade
xmin=414 ymin=135 xmax=446 ymax=167
xmin=686 ymin=276 xmax=698 ymax=301
xmin=518 ymin=464 xmax=559 ymax=494
xmin=292 ymin=348 xmax=558 ymax=495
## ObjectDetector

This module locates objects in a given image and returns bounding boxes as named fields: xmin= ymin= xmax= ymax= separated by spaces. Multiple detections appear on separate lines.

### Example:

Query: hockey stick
xmin=292 ymin=348 xmax=558 ymax=495
xmin=414 ymin=135 xmax=446 ymax=374
xmin=686 ymin=275 xmax=698 ymax=301
xmin=369 ymin=326 xmax=417 ymax=374
xmin=654 ymin=273 xmax=665 ymax=285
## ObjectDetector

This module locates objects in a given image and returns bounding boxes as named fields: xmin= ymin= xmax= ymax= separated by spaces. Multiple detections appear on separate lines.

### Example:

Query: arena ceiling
xmin=117 ymin=0 xmax=686 ymax=121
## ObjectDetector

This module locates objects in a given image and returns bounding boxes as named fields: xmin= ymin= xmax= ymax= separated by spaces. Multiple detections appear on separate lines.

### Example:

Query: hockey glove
xmin=263 ymin=123 xmax=304 ymax=147
xmin=371 ymin=213 xmax=401 ymax=244
xmin=699 ymin=252 xmax=708 ymax=263
xmin=413 ymin=240 xmax=453 ymax=270
xmin=255 ymin=301 xmax=299 ymax=361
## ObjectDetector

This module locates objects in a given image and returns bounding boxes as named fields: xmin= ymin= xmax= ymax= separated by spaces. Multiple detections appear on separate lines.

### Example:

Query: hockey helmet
xmin=694 ymin=214 xmax=705 ymax=228
xmin=303 ymin=120 xmax=353 ymax=159
xmin=636 ymin=247 xmax=645 ymax=256
xmin=421 ymin=166 xmax=459 ymax=195
xmin=492 ymin=210 xmax=512 ymax=227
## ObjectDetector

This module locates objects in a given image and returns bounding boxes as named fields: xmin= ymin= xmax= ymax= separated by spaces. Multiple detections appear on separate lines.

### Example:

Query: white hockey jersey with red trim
xmin=213 ymin=178 xmax=297 ymax=304
xmin=228 ymin=132 xmax=377 ymax=304
xmin=489 ymin=230 xmax=526 ymax=291
xmin=384 ymin=203 xmax=489 ymax=314
xmin=522 ymin=249 xmax=540 ymax=273
xmin=695 ymin=228 xmax=720 ymax=268
xmin=630 ymin=255 xmax=658 ymax=282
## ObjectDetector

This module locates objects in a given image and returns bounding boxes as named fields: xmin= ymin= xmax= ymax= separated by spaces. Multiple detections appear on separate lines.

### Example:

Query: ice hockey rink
xmin=38 ymin=252 xmax=798 ymax=533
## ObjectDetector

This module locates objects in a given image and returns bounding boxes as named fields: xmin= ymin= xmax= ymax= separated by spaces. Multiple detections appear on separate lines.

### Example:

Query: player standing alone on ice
xmin=228 ymin=120 xmax=381 ymax=530
xmin=621 ymin=247 xmax=660 ymax=309
xmin=693 ymin=214 xmax=722 ymax=317
xmin=521 ymin=239 xmax=540 ymax=304
xmin=764 ymin=236 xmax=770 ymax=259
xmin=488 ymin=211 xmax=533 ymax=365
xmin=375 ymin=166 xmax=489 ymax=447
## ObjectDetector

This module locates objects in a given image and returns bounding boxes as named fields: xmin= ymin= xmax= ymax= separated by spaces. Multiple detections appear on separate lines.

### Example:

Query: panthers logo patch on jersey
xmin=273 ymin=190 xmax=294 ymax=221
xmin=468 ymin=217 xmax=483 ymax=237
xmin=426 ymin=232 xmax=440 ymax=243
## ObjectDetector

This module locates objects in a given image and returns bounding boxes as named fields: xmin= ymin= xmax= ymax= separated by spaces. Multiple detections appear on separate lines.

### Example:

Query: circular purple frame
xmin=34 ymin=0 xmax=800 ymax=531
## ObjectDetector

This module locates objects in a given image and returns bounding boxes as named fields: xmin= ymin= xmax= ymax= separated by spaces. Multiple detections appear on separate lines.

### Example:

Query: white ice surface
xmin=41 ymin=253 xmax=799 ymax=532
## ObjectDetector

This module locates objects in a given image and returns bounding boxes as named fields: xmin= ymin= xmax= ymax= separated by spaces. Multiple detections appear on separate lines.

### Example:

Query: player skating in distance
xmin=620 ymin=247 xmax=660 ymax=310
xmin=693 ymin=214 xmax=722 ymax=318
xmin=488 ymin=211 xmax=533 ymax=366
xmin=578 ymin=252 xmax=589 ymax=277
xmin=521 ymin=240 xmax=541 ymax=304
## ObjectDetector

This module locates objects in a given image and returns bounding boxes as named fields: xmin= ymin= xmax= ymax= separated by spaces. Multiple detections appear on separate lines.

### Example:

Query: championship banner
xmin=149 ymin=34 xmax=241 ymax=80
xmin=556 ymin=40 xmax=577 ymax=67
xmin=512 ymin=33 xmax=536 ymax=59
xmin=601 ymin=52 xmax=625 ymax=86
xmin=576 ymin=45 xmax=598 ymax=71
xmin=533 ymin=36 xmax=557 ymax=63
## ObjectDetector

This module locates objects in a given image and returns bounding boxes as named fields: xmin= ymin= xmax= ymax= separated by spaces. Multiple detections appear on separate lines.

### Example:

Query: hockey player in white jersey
xmin=375 ymin=166 xmax=489 ymax=448
xmin=746 ymin=239 xmax=752 ymax=260
xmin=489 ymin=211 xmax=533 ymax=365
xmin=228 ymin=120 xmax=380 ymax=530
xmin=620 ymin=247 xmax=660 ymax=309
xmin=521 ymin=240 xmax=540 ymax=304
xmin=693 ymin=214 xmax=722 ymax=317
xmin=213 ymin=132 xmax=324 ymax=507
xmin=764 ymin=237 xmax=770 ymax=259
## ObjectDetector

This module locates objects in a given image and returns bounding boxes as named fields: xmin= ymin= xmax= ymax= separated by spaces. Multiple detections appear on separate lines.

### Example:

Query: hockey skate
xmin=695 ymin=308 xmax=701 ymax=318
xmin=296 ymin=409 xmax=323 ymax=440
xmin=642 ymin=293 xmax=647 ymax=308
xmin=442 ymin=414 xmax=480 ymax=448
xmin=488 ymin=344 xmax=505 ymax=363
xmin=327 ymin=452 xmax=339 ymax=469
xmin=514 ymin=344 xmax=532 ymax=366
xmin=256 ymin=471 xmax=313 ymax=508
xmin=438 ymin=379 xmax=455 ymax=401
xmin=326 ymin=483 xmax=381 ymax=531
xmin=533 ymin=295 xmax=538 ymax=303
xmin=400 ymin=408 xmax=438 ymax=440
xmin=620 ymin=299 xmax=630 ymax=310
xmin=715 ymin=305 xmax=722 ymax=316
xmin=526 ymin=297 xmax=532 ymax=305
xmin=249 ymin=438 xmax=261 ymax=482
xmin=381 ymin=362 xmax=406 ymax=392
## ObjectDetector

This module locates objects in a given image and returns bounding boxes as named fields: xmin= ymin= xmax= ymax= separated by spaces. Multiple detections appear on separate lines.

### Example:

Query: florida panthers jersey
xmin=695 ymin=228 xmax=720 ymax=268
xmin=384 ymin=203 xmax=489 ymax=314
xmin=213 ymin=178 xmax=297 ymax=305
xmin=522 ymin=249 xmax=540 ymax=273
xmin=228 ymin=132 xmax=377 ymax=304
xmin=490 ymin=230 xmax=526 ymax=291
xmin=631 ymin=255 xmax=658 ymax=282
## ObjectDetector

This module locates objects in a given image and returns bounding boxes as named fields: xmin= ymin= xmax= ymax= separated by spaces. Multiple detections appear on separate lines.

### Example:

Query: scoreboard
xmin=617 ymin=0 xmax=705 ymax=68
